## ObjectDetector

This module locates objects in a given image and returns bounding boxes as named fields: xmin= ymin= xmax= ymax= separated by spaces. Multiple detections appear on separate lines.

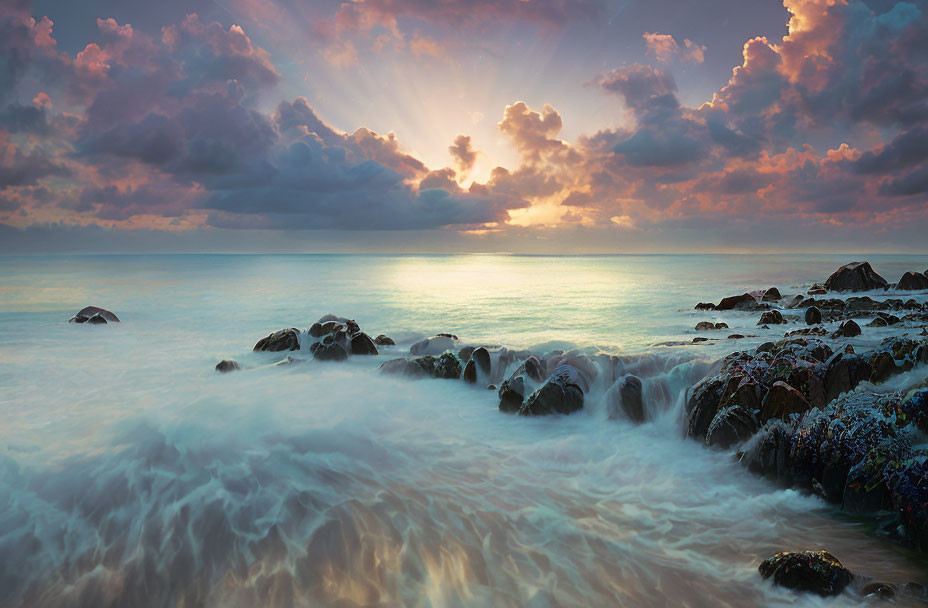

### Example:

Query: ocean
xmin=2 ymin=253 xmax=928 ymax=607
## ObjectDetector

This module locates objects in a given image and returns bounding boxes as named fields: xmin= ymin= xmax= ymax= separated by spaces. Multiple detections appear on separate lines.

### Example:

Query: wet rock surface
xmin=254 ymin=328 xmax=301 ymax=352
xmin=758 ymin=550 xmax=852 ymax=596
xmin=824 ymin=261 xmax=889 ymax=292
xmin=69 ymin=306 xmax=120 ymax=324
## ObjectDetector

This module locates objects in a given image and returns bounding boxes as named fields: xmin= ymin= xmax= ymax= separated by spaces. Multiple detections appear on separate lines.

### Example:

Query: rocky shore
xmin=73 ymin=261 xmax=928 ymax=600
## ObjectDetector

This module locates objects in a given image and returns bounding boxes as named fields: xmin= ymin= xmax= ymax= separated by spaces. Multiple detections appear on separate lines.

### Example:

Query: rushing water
xmin=2 ymin=254 xmax=928 ymax=607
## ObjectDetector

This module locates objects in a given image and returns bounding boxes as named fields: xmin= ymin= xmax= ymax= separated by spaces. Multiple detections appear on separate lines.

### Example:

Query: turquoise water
xmin=1 ymin=254 xmax=928 ymax=607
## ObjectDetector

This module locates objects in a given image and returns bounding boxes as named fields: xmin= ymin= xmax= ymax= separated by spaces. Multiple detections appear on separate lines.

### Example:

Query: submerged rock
xmin=606 ymin=375 xmax=644 ymax=422
xmin=897 ymin=271 xmax=928 ymax=291
xmin=808 ymin=284 xmax=828 ymax=295
xmin=410 ymin=334 xmax=459 ymax=356
xmin=69 ymin=306 xmax=120 ymax=323
xmin=462 ymin=346 xmax=491 ymax=383
xmin=215 ymin=359 xmax=240 ymax=373
xmin=758 ymin=550 xmax=852 ymax=596
xmin=824 ymin=261 xmax=888 ymax=292
xmin=254 ymin=328 xmax=300 ymax=352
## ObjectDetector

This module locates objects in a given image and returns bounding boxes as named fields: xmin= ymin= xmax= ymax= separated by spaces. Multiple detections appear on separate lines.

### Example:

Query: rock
xmin=434 ymin=352 xmax=463 ymax=378
xmin=716 ymin=293 xmax=758 ymax=310
xmin=410 ymin=334 xmax=458 ymax=356
xmin=215 ymin=360 xmax=240 ymax=373
xmin=761 ymin=381 xmax=811 ymax=421
xmin=728 ymin=334 xmax=745 ymax=339
xmin=606 ymin=375 xmax=645 ymax=422
xmin=862 ymin=582 xmax=895 ymax=600
xmin=254 ymin=328 xmax=300 ymax=352
xmin=498 ymin=356 xmax=546 ymax=411
xmin=808 ymin=284 xmax=828 ymax=295
xmin=758 ymin=310 xmax=785 ymax=325
xmin=897 ymin=271 xmax=928 ymax=291
xmin=686 ymin=377 xmax=726 ymax=440
xmin=763 ymin=287 xmax=782 ymax=301
xmin=758 ymin=550 xmax=852 ymax=597
xmin=374 ymin=334 xmax=395 ymax=346
xmin=69 ymin=306 xmax=120 ymax=323
xmin=706 ymin=406 xmax=758 ymax=448
xmin=463 ymin=346 xmax=491 ymax=384
xmin=833 ymin=319 xmax=861 ymax=338
xmin=824 ymin=352 xmax=872 ymax=401
xmin=695 ymin=321 xmax=715 ymax=331
xmin=869 ymin=351 xmax=898 ymax=384
xmin=824 ymin=261 xmax=888 ymax=292
xmin=487 ymin=384 xmax=497 ymax=390
xmin=695 ymin=302 xmax=716 ymax=310
xmin=805 ymin=306 xmax=822 ymax=325
xmin=693 ymin=337 xmax=709 ymax=343
xmin=349 ymin=332 xmax=378 ymax=355
xmin=519 ymin=365 xmax=584 ymax=416
xmin=313 ymin=341 xmax=348 ymax=361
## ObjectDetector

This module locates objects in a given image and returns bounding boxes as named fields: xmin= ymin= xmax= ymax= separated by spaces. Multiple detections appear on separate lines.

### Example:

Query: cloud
xmin=448 ymin=135 xmax=477 ymax=175
xmin=643 ymin=32 xmax=706 ymax=63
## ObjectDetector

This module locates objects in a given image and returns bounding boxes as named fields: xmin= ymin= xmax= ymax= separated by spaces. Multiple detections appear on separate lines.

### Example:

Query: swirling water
xmin=2 ymin=254 xmax=928 ymax=607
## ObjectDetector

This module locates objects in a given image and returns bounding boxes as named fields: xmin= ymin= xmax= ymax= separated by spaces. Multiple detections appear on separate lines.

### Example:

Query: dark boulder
xmin=463 ymin=347 xmax=491 ymax=384
xmin=833 ymin=319 xmax=861 ymax=338
xmin=374 ymin=334 xmax=395 ymax=346
xmin=215 ymin=360 xmax=240 ymax=373
xmin=309 ymin=321 xmax=343 ymax=338
xmin=897 ymin=271 xmax=928 ymax=291
xmin=758 ymin=550 xmax=852 ymax=597
xmin=380 ymin=353 xmax=460 ymax=379
xmin=761 ymin=381 xmax=811 ymax=421
xmin=313 ymin=341 xmax=348 ymax=361
xmin=498 ymin=356 xmax=547 ymax=411
xmin=519 ymin=365 xmax=584 ymax=416
xmin=763 ymin=287 xmax=782 ymax=301
xmin=824 ymin=261 xmax=888 ymax=292
xmin=695 ymin=302 xmax=716 ymax=310
xmin=716 ymin=293 xmax=758 ymax=310
xmin=606 ymin=375 xmax=645 ymax=422
xmin=706 ymin=406 xmax=758 ymax=448
xmin=69 ymin=306 xmax=120 ymax=323
xmin=805 ymin=306 xmax=822 ymax=325
xmin=758 ymin=310 xmax=785 ymax=325
xmin=868 ymin=351 xmax=898 ymax=384
xmin=824 ymin=352 xmax=872 ymax=401
xmin=349 ymin=332 xmax=379 ymax=355
xmin=686 ymin=377 xmax=726 ymax=440
xmin=254 ymin=328 xmax=300 ymax=352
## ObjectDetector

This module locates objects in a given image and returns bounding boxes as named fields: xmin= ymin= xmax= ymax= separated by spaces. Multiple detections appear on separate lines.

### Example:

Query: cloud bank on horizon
xmin=1 ymin=0 xmax=927 ymax=252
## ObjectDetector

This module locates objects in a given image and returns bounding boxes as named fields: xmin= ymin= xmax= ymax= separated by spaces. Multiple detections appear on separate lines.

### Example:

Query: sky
xmin=1 ymin=0 xmax=927 ymax=253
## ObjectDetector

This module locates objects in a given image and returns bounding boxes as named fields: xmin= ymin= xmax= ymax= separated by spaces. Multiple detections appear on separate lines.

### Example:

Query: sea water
xmin=1 ymin=254 xmax=928 ymax=607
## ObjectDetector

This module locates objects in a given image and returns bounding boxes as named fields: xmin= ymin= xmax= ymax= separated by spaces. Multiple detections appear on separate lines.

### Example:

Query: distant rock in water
xmin=758 ymin=310 xmax=785 ymax=325
xmin=312 ymin=341 xmax=348 ymax=361
xmin=833 ymin=319 xmax=861 ymax=338
xmin=374 ymin=334 xmax=395 ymax=346
xmin=807 ymin=283 xmax=827 ymax=295
xmin=762 ymin=287 xmax=781 ymax=301
xmin=69 ymin=306 xmax=120 ymax=324
xmin=695 ymin=321 xmax=728 ymax=331
xmin=695 ymin=302 xmax=716 ymax=310
xmin=463 ymin=347 xmax=491 ymax=383
xmin=254 ymin=328 xmax=300 ymax=352
xmin=716 ymin=293 xmax=758 ymax=311
xmin=380 ymin=353 xmax=462 ymax=379
xmin=805 ymin=306 xmax=822 ymax=325
xmin=758 ymin=550 xmax=852 ymax=597
xmin=897 ymin=271 xmax=928 ymax=291
xmin=215 ymin=360 xmax=240 ymax=373
xmin=349 ymin=332 xmax=378 ymax=355
xmin=824 ymin=262 xmax=888 ymax=292
xmin=410 ymin=334 xmax=459 ymax=356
